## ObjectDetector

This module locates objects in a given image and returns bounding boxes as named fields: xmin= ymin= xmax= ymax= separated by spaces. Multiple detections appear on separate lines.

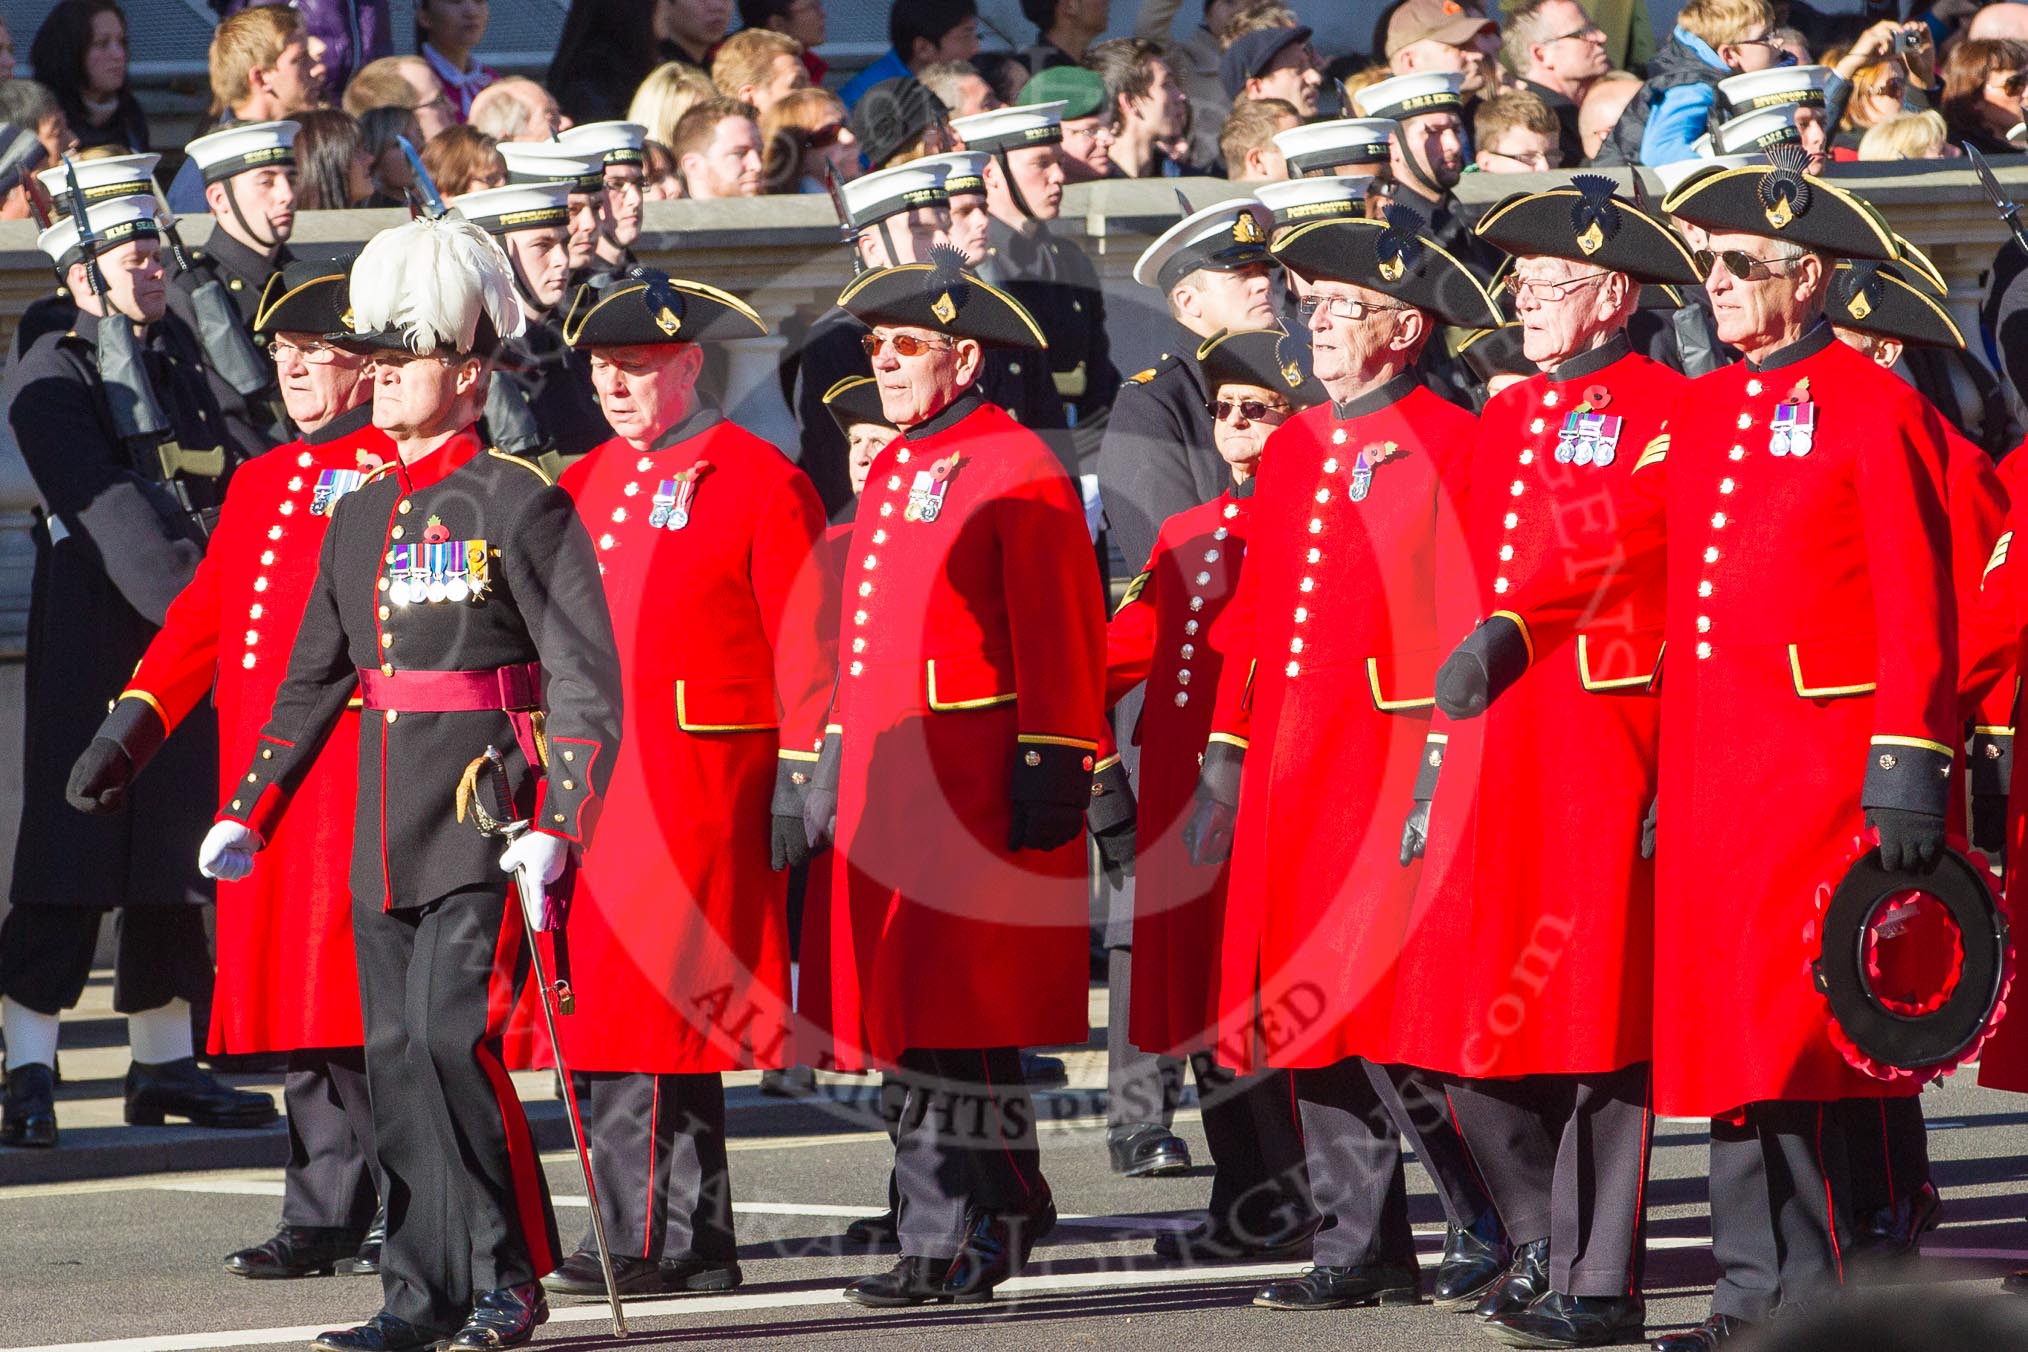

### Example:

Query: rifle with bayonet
xmin=1966 ymin=143 xmax=2028 ymax=257
xmin=152 ymin=174 xmax=277 ymax=403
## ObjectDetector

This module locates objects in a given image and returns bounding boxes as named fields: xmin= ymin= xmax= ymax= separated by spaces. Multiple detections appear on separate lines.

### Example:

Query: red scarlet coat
xmin=1399 ymin=340 xmax=1675 ymax=1080
xmin=1104 ymin=487 xmax=1251 ymax=1057
xmin=120 ymin=411 xmax=390 ymax=1053
xmin=813 ymin=393 xmax=1104 ymax=1069
xmin=554 ymin=415 xmax=834 ymax=1073
xmin=1209 ymin=375 xmax=1472 ymax=1074
xmin=1507 ymin=332 xmax=1957 ymax=1117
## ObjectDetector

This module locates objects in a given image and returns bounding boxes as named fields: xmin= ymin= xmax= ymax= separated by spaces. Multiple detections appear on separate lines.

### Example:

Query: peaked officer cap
xmin=1133 ymin=197 xmax=1273 ymax=292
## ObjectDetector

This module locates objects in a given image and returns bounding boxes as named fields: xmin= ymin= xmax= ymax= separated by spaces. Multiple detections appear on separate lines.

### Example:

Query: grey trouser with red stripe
xmin=576 ymin=1071 xmax=736 ymax=1261
xmin=1445 ymin=1062 xmax=1654 ymax=1297
xmin=1705 ymin=1099 xmax=1853 ymax=1320
xmin=353 ymin=885 xmax=559 ymax=1335
xmin=893 ymin=1046 xmax=1047 ymax=1261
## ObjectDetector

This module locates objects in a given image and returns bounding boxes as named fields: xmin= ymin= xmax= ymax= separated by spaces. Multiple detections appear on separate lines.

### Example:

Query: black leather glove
xmin=1866 ymin=807 xmax=1946 ymax=872
xmin=1009 ymin=740 xmax=1095 ymax=853
xmin=1640 ymin=796 xmax=1658 ymax=860
xmin=1434 ymin=614 xmax=1532 ymax=719
xmin=1183 ymin=739 xmax=1246 ymax=867
xmin=770 ymin=754 xmax=816 ymax=872
xmin=1399 ymin=799 xmax=1430 ymax=866
xmin=1093 ymin=820 xmax=1136 ymax=886
xmin=801 ymin=729 xmax=842 ymax=854
xmin=66 ymin=736 xmax=133 ymax=815
xmin=1087 ymin=755 xmax=1137 ymax=886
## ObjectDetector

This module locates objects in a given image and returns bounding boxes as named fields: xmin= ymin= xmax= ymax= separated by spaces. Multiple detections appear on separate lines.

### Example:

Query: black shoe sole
xmin=125 ymin=1103 xmax=279 ymax=1128
xmin=664 ymin=1267 xmax=743 ymax=1294
xmin=1481 ymin=1318 xmax=1647 ymax=1348
xmin=223 ymin=1261 xmax=339 ymax=1279
xmin=332 ymin=1257 xmax=381 ymax=1276
xmin=1254 ymin=1285 xmax=1421 ymax=1311
xmin=1117 ymin=1149 xmax=1193 ymax=1179
xmin=540 ymin=1272 xmax=669 ymax=1299
xmin=0 ymin=1128 xmax=57 ymax=1148
xmin=1435 ymin=1273 xmax=1509 ymax=1311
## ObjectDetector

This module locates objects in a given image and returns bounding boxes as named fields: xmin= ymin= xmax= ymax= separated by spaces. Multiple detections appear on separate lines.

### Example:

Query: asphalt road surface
xmin=5 ymin=1075 xmax=2028 ymax=1351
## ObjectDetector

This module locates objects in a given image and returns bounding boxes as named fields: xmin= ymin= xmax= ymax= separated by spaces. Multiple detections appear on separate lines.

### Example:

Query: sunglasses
xmin=861 ymin=333 xmax=954 ymax=357
xmin=1693 ymin=248 xmax=1808 ymax=281
xmin=1206 ymin=397 xmax=1290 ymax=422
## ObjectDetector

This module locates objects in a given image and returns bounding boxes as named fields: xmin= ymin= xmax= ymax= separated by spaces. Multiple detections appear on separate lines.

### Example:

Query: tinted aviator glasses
xmin=1206 ymin=397 xmax=1290 ymax=423
xmin=861 ymin=333 xmax=955 ymax=357
xmin=1693 ymin=248 xmax=1807 ymax=281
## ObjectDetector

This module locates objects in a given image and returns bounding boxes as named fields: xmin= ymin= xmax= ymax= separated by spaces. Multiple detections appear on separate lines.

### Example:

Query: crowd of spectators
xmin=0 ymin=0 xmax=2023 ymax=228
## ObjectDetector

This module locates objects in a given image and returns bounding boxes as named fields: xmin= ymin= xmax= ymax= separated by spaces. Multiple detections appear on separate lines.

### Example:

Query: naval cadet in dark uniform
xmin=558 ymin=121 xmax=647 ymax=292
xmin=0 ymin=193 xmax=272 ymax=1150
xmin=14 ymin=152 xmax=163 ymax=359
xmin=166 ymin=120 xmax=301 ymax=459
xmin=953 ymin=101 xmax=1121 ymax=476
xmin=1354 ymin=73 xmax=1497 ymax=277
xmin=452 ymin=163 xmax=613 ymax=465
xmin=198 ymin=214 xmax=622 ymax=1352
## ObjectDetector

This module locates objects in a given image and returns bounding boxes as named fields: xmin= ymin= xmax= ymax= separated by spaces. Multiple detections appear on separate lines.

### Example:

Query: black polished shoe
xmin=335 ymin=1206 xmax=385 ymax=1276
xmin=123 ymin=1056 xmax=277 ymax=1128
xmin=1434 ymin=1210 xmax=1512 ymax=1308
xmin=1021 ymin=1050 xmax=1069 ymax=1087
xmin=945 ymin=1208 xmax=1029 ymax=1302
xmin=660 ymin=1256 xmax=742 ymax=1292
xmin=844 ymin=1255 xmax=960 ymax=1308
xmin=541 ymin=1250 xmax=667 ymax=1297
xmin=1651 ymin=1314 xmax=1753 ymax=1351
xmin=1475 ymin=1238 xmax=1550 ymax=1320
xmin=1154 ymin=1213 xmax=1317 ymax=1263
xmin=308 ymin=1311 xmax=445 ymax=1352
xmin=1851 ymin=1181 xmax=1942 ymax=1258
xmin=845 ymin=1207 xmax=899 ymax=1247
xmin=445 ymin=1282 xmax=548 ymax=1349
xmin=222 ymin=1225 xmax=362 ymax=1279
xmin=1009 ymin=1183 xmax=1058 ymax=1253
xmin=1484 ymin=1291 xmax=1646 ymax=1348
xmin=1253 ymin=1262 xmax=1422 ymax=1310
xmin=1109 ymin=1124 xmax=1193 ymax=1178
xmin=1 ymin=1064 xmax=57 ymax=1148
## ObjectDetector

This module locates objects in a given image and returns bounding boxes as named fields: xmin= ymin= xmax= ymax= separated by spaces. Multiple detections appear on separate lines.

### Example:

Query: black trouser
xmin=578 ymin=1070 xmax=735 ymax=1263
xmin=0 ymin=903 xmax=211 ymax=1016
xmin=1294 ymin=1057 xmax=1418 ymax=1269
xmin=1707 ymin=1099 xmax=1851 ymax=1322
xmin=1446 ymin=1063 xmax=1654 ymax=1297
xmin=1196 ymin=1059 xmax=1314 ymax=1239
xmin=1370 ymin=1063 xmax=1498 ymax=1234
xmin=282 ymin=1047 xmax=383 ymax=1233
xmin=353 ymin=886 xmax=559 ymax=1334
xmin=1105 ymin=946 xmax=1184 ymax=1139
xmin=1837 ymin=1095 xmax=1930 ymax=1222
xmin=892 ymin=1046 xmax=1047 ymax=1262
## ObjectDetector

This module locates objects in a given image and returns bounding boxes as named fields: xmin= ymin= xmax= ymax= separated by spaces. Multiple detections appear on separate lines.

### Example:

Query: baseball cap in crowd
xmin=1384 ymin=0 xmax=1496 ymax=59
xmin=1219 ymin=25 xmax=1314 ymax=100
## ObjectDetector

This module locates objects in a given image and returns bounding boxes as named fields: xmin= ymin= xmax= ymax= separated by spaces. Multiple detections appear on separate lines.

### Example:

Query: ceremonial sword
xmin=457 ymin=746 xmax=628 ymax=1338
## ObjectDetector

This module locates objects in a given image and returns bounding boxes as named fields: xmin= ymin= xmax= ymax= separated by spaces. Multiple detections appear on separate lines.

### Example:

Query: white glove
xmin=499 ymin=830 xmax=569 ymax=885
xmin=199 ymin=820 xmax=259 ymax=882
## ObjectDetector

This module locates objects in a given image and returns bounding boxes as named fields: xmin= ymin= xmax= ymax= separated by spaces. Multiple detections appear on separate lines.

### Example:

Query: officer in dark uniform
xmin=198 ymin=214 xmax=622 ymax=1352
xmin=452 ymin=166 xmax=612 ymax=465
xmin=952 ymin=101 xmax=1122 ymax=475
xmin=166 ymin=120 xmax=301 ymax=459
xmin=14 ymin=152 xmax=162 ymax=358
xmin=0 ymin=193 xmax=271 ymax=1150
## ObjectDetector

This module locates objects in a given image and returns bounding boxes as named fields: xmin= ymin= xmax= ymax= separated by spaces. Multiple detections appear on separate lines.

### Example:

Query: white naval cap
xmin=1132 ymin=197 xmax=1273 ymax=291
xmin=1718 ymin=64 xmax=1829 ymax=114
xmin=38 ymin=191 xmax=160 ymax=267
xmin=1712 ymin=106 xmax=1805 ymax=155
xmin=951 ymin=101 xmax=1066 ymax=154
xmin=183 ymin=121 xmax=299 ymax=183
xmin=36 ymin=152 xmax=162 ymax=214
xmin=1652 ymin=152 xmax=1754 ymax=198
xmin=1271 ymin=118 xmax=1395 ymax=177
xmin=450 ymin=181 xmax=573 ymax=236
xmin=557 ymin=121 xmax=648 ymax=167
xmin=915 ymin=150 xmax=989 ymax=196
xmin=838 ymin=159 xmax=949 ymax=230
xmin=1254 ymin=174 xmax=1374 ymax=230
xmin=497 ymin=141 xmax=604 ymax=193
xmin=1353 ymin=71 xmax=1464 ymax=122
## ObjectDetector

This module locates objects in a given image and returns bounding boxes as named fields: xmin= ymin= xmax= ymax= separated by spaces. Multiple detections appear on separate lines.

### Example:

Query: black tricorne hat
xmin=253 ymin=255 xmax=356 ymax=339
xmin=823 ymin=374 xmax=894 ymax=435
xmin=1271 ymin=207 xmax=1500 ymax=328
xmin=1661 ymin=145 xmax=1896 ymax=261
xmin=1474 ymin=174 xmax=1701 ymax=285
xmin=1825 ymin=261 xmax=1964 ymax=350
xmin=1195 ymin=326 xmax=1322 ymax=405
xmin=561 ymin=266 xmax=769 ymax=346
xmin=838 ymin=246 xmax=1047 ymax=349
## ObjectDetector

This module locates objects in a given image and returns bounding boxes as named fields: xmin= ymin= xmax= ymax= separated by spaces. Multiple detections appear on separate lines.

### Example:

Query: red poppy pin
xmin=930 ymin=452 xmax=965 ymax=482
xmin=422 ymin=514 xmax=451 ymax=544
xmin=1786 ymin=377 xmax=1812 ymax=404
xmin=1581 ymin=383 xmax=1611 ymax=410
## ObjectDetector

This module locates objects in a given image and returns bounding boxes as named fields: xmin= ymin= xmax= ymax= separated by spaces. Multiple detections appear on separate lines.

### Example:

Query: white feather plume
xmin=348 ymin=216 xmax=527 ymax=353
